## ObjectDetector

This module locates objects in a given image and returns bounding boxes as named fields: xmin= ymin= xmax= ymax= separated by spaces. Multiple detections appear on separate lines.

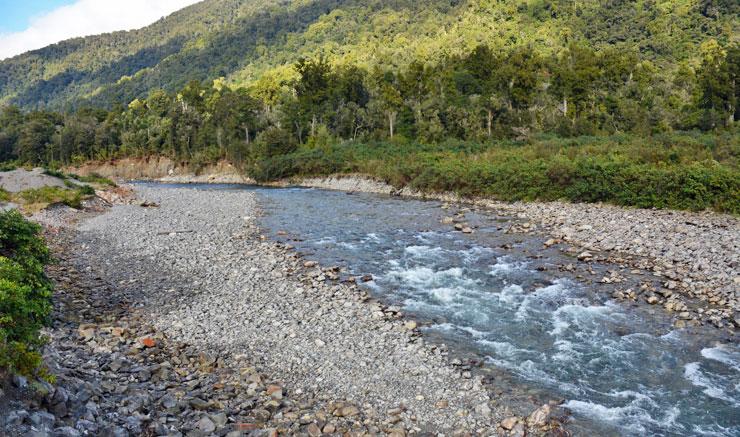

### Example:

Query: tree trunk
xmin=295 ymin=121 xmax=303 ymax=144
xmin=311 ymin=115 xmax=317 ymax=137
xmin=562 ymin=97 xmax=568 ymax=116
xmin=487 ymin=109 xmax=493 ymax=137
xmin=388 ymin=111 xmax=396 ymax=138
xmin=245 ymin=126 xmax=250 ymax=145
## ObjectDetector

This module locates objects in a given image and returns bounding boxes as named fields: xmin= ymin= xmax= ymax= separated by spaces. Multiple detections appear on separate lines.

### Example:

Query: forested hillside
xmin=0 ymin=0 xmax=737 ymax=110
xmin=0 ymin=0 xmax=738 ymax=213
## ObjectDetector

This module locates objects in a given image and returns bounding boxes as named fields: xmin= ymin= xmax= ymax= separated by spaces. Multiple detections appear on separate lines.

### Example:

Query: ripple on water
xmin=246 ymin=186 xmax=740 ymax=437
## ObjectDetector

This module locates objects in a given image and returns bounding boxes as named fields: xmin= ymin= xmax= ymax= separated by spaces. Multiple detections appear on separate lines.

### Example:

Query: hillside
xmin=1 ymin=0 xmax=737 ymax=110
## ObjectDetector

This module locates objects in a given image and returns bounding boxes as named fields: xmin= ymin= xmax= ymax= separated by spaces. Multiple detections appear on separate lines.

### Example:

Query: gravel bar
xmin=74 ymin=185 xmax=500 ymax=433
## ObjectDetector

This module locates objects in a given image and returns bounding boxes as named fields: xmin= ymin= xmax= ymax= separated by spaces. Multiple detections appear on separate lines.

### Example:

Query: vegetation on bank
xmin=0 ymin=41 xmax=738 ymax=213
xmin=0 ymin=210 xmax=53 ymax=379
xmin=252 ymin=133 xmax=739 ymax=214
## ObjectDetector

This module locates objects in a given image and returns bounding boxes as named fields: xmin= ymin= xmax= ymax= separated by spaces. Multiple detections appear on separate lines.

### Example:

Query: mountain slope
xmin=0 ymin=0 xmax=737 ymax=110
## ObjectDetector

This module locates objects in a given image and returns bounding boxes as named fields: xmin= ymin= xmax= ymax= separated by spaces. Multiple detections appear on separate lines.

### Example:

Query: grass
xmin=251 ymin=132 xmax=740 ymax=214
xmin=67 ymin=172 xmax=117 ymax=187
xmin=10 ymin=186 xmax=91 ymax=213
xmin=44 ymin=168 xmax=117 ymax=188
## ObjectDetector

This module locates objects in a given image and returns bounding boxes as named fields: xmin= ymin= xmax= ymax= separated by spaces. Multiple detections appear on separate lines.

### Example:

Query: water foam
xmin=701 ymin=345 xmax=740 ymax=372
xmin=550 ymin=303 xmax=615 ymax=336
xmin=489 ymin=256 xmax=526 ymax=276
xmin=431 ymin=322 xmax=486 ymax=339
xmin=404 ymin=245 xmax=445 ymax=259
xmin=563 ymin=398 xmax=680 ymax=436
xmin=684 ymin=362 xmax=739 ymax=406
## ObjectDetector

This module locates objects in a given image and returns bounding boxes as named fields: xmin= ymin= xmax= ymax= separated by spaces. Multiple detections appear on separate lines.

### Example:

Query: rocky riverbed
xmin=2 ymin=185 xmax=567 ymax=436
xmin=299 ymin=176 xmax=739 ymax=330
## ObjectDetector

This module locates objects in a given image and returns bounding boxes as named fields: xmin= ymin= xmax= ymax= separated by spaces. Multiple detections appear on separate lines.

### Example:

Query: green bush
xmin=68 ymin=172 xmax=117 ymax=187
xmin=0 ymin=210 xmax=53 ymax=378
xmin=250 ymin=133 xmax=740 ymax=213
xmin=16 ymin=186 xmax=86 ymax=209
xmin=253 ymin=126 xmax=298 ymax=159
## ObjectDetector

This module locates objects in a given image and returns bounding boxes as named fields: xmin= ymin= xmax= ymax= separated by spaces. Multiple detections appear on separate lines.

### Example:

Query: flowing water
xmin=152 ymin=183 xmax=740 ymax=436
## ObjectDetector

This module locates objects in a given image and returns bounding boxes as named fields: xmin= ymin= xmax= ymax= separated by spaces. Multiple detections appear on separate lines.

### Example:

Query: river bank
xmin=3 ymin=184 xmax=570 ymax=436
xmin=295 ymin=175 xmax=739 ymax=331
xmin=66 ymin=159 xmax=740 ymax=329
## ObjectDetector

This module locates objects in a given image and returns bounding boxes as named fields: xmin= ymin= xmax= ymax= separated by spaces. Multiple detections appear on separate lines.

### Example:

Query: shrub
xmin=249 ymin=132 xmax=740 ymax=213
xmin=253 ymin=126 xmax=297 ymax=159
xmin=0 ymin=210 xmax=53 ymax=378
xmin=16 ymin=186 xmax=85 ymax=209
xmin=69 ymin=172 xmax=117 ymax=187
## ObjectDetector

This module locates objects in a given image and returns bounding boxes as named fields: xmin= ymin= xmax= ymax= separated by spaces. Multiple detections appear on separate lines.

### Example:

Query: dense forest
xmin=1 ymin=41 xmax=738 ymax=212
xmin=0 ymin=0 xmax=738 ymax=213
xmin=1 ymin=41 xmax=738 ymax=164
xmin=0 ymin=0 xmax=738 ymax=110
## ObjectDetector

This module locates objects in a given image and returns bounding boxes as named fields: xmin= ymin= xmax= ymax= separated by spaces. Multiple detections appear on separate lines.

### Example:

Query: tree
xmin=17 ymin=113 xmax=57 ymax=164
xmin=697 ymin=41 xmax=738 ymax=129
xmin=550 ymin=43 xmax=600 ymax=123
xmin=370 ymin=69 xmax=403 ymax=139
xmin=294 ymin=57 xmax=333 ymax=139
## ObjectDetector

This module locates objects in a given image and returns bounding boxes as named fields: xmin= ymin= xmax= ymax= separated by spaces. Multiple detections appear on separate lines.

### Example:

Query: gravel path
xmin=73 ymin=186 xmax=501 ymax=433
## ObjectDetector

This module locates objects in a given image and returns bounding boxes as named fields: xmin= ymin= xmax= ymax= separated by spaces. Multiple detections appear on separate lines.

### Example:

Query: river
xmin=155 ymin=183 xmax=740 ymax=436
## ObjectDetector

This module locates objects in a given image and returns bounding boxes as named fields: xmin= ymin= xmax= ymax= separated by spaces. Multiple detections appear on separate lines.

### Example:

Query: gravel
xmin=67 ymin=185 xmax=505 ymax=434
xmin=0 ymin=168 xmax=69 ymax=192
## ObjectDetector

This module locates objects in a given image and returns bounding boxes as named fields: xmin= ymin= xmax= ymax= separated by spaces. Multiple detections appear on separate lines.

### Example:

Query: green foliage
xmin=253 ymin=126 xmax=298 ymax=159
xmin=0 ymin=210 xmax=53 ymax=378
xmin=68 ymin=173 xmax=117 ymax=187
xmin=0 ymin=0 xmax=736 ymax=112
xmin=0 ymin=162 xmax=17 ymax=172
xmin=14 ymin=187 xmax=86 ymax=210
xmin=251 ymin=133 xmax=740 ymax=214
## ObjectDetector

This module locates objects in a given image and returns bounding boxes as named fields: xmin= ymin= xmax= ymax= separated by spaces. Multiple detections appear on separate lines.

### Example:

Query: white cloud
xmin=0 ymin=0 xmax=202 ymax=60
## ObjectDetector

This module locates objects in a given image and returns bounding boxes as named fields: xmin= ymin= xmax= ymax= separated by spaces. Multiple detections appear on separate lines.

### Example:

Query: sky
xmin=0 ymin=0 xmax=201 ymax=60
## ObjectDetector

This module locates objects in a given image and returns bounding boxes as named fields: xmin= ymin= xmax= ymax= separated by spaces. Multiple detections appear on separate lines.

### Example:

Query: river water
xmin=154 ymin=183 xmax=740 ymax=436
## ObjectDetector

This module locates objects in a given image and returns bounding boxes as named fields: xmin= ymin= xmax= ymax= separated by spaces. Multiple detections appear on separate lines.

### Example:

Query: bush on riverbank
xmin=0 ymin=210 xmax=53 ymax=378
xmin=252 ymin=132 xmax=740 ymax=214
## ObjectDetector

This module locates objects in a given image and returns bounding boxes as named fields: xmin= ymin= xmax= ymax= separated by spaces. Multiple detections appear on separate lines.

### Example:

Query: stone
xmin=210 ymin=412 xmax=228 ymax=428
xmin=500 ymin=417 xmax=518 ymax=430
xmin=189 ymin=398 xmax=211 ymax=410
xmin=577 ymin=251 xmax=593 ymax=261
xmin=461 ymin=227 xmax=473 ymax=234
xmin=527 ymin=404 xmax=551 ymax=427
xmin=322 ymin=424 xmax=336 ymax=433
xmin=306 ymin=423 xmax=322 ymax=437
xmin=30 ymin=411 xmax=56 ymax=429
xmin=403 ymin=321 xmax=418 ymax=330
xmin=196 ymin=416 xmax=216 ymax=433
xmin=646 ymin=295 xmax=659 ymax=305
xmin=340 ymin=406 xmax=360 ymax=417
xmin=12 ymin=374 xmax=28 ymax=388
xmin=474 ymin=403 xmax=491 ymax=417
xmin=51 ymin=427 xmax=81 ymax=437
xmin=266 ymin=385 xmax=283 ymax=400
xmin=510 ymin=423 xmax=526 ymax=437
xmin=5 ymin=409 xmax=29 ymax=426
xmin=140 ymin=337 xmax=156 ymax=348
